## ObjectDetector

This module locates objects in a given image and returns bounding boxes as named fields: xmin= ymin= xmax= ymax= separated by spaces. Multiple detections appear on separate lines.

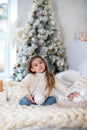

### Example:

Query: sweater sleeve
xmin=19 ymin=74 xmax=31 ymax=96
xmin=54 ymin=77 xmax=71 ymax=97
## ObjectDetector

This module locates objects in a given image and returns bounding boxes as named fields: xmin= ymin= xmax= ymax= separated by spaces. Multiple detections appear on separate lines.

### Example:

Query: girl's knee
xmin=51 ymin=96 xmax=57 ymax=103
xmin=19 ymin=97 xmax=28 ymax=105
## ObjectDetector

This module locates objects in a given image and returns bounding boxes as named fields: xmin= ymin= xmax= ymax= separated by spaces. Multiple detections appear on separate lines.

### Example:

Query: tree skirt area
xmin=0 ymin=103 xmax=87 ymax=130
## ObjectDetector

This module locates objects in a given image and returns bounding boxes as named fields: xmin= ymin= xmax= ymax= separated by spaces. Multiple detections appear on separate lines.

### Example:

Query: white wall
xmin=65 ymin=41 xmax=87 ymax=70
xmin=17 ymin=0 xmax=33 ymax=27
xmin=56 ymin=0 xmax=87 ymax=42
xmin=16 ymin=0 xmax=87 ymax=70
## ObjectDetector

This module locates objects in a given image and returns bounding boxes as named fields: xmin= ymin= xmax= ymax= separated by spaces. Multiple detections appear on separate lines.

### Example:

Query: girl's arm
xmin=25 ymin=95 xmax=35 ymax=103
xmin=68 ymin=93 xmax=79 ymax=100
xmin=54 ymin=77 xmax=79 ymax=100
xmin=19 ymin=74 xmax=31 ymax=96
xmin=23 ymin=75 xmax=35 ymax=103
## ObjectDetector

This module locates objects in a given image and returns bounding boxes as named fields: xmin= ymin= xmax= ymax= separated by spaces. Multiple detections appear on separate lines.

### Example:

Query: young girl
xmin=19 ymin=55 xmax=79 ymax=106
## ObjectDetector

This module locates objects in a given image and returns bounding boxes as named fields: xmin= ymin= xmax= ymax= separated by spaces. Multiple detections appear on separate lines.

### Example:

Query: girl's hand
xmin=26 ymin=95 xmax=35 ymax=104
xmin=68 ymin=93 xmax=79 ymax=101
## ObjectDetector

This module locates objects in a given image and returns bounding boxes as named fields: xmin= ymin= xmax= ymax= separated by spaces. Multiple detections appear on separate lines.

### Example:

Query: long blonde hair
xmin=27 ymin=55 xmax=55 ymax=91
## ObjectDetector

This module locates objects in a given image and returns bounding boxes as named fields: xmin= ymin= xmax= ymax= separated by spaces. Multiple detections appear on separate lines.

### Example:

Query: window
xmin=0 ymin=40 xmax=5 ymax=72
xmin=0 ymin=0 xmax=10 ymax=79
xmin=0 ymin=0 xmax=18 ymax=79
xmin=0 ymin=0 xmax=8 ymax=29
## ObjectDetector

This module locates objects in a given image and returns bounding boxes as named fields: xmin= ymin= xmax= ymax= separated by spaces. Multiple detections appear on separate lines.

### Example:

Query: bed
xmin=0 ymin=70 xmax=87 ymax=130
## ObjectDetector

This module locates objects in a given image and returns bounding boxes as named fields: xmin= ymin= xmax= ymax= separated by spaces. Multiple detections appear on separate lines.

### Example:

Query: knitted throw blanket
xmin=0 ymin=78 xmax=87 ymax=130
xmin=0 ymin=103 xmax=87 ymax=130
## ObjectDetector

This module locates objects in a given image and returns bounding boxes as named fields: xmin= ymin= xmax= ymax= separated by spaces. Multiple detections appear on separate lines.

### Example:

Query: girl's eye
xmin=39 ymin=61 xmax=43 ymax=64
xmin=34 ymin=64 xmax=38 ymax=67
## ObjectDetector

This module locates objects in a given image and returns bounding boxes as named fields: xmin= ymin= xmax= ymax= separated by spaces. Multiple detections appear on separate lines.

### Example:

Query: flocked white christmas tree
xmin=12 ymin=0 xmax=67 ymax=81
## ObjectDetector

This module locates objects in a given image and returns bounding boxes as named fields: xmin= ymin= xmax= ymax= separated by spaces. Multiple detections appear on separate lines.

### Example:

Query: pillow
xmin=56 ymin=71 xmax=68 ymax=79
xmin=78 ymin=60 xmax=87 ymax=76
xmin=56 ymin=70 xmax=81 ymax=87
xmin=61 ymin=69 xmax=81 ymax=83
xmin=56 ymin=71 xmax=72 ymax=87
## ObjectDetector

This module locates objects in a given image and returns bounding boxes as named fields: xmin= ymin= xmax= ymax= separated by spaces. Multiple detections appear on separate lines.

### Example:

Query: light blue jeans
xmin=19 ymin=96 xmax=57 ymax=106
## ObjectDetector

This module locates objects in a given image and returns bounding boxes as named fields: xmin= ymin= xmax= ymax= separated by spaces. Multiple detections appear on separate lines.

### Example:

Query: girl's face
xmin=31 ymin=58 xmax=46 ymax=73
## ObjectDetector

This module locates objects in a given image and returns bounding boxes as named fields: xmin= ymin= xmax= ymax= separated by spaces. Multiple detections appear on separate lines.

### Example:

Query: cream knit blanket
xmin=0 ymin=77 xmax=87 ymax=130
xmin=0 ymin=103 xmax=87 ymax=130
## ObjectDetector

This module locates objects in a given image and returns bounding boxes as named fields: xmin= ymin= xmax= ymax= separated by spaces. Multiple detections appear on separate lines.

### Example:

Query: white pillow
xmin=56 ymin=70 xmax=81 ymax=84
xmin=62 ymin=70 xmax=81 ymax=83
xmin=78 ymin=60 xmax=87 ymax=76
xmin=56 ymin=71 xmax=72 ymax=87
xmin=56 ymin=71 xmax=67 ymax=79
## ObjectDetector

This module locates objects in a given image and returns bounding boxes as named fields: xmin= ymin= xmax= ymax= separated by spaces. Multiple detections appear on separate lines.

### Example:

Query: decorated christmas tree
xmin=12 ymin=0 xmax=67 ymax=81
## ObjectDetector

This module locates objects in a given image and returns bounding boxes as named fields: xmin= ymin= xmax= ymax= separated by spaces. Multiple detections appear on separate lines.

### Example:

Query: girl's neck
xmin=36 ymin=71 xmax=46 ymax=76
